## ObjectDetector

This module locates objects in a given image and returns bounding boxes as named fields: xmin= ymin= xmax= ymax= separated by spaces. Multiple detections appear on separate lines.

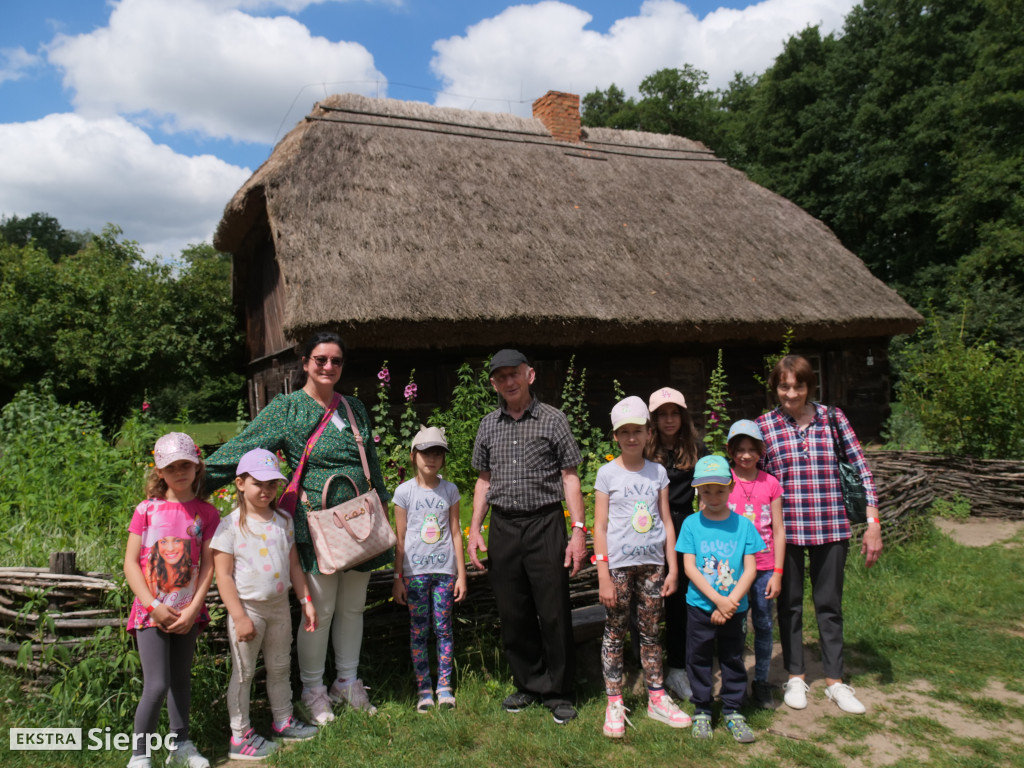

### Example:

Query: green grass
xmin=3 ymin=520 xmax=1024 ymax=767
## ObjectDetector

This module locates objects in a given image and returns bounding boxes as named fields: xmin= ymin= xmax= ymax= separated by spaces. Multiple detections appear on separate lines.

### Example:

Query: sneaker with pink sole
xmin=329 ymin=678 xmax=378 ymax=715
xmin=647 ymin=692 xmax=692 ymax=728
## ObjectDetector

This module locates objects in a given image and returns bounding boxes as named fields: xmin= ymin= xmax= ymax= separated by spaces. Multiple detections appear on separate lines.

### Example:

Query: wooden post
xmin=48 ymin=552 xmax=77 ymax=575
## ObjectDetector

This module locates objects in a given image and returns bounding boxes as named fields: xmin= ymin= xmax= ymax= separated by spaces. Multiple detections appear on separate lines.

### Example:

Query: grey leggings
xmin=132 ymin=626 xmax=200 ymax=756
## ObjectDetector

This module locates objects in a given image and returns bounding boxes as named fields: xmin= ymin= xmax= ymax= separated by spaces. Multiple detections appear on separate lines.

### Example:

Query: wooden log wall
xmin=2 ymin=451 xmax=1020 ymax=675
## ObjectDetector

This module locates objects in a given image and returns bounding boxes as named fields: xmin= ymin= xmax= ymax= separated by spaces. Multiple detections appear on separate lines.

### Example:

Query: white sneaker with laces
xmin=164 ymin=740 xmax=210 ymax=768
xmin=603 ymin=699 xmax=632 ymax=738
xmin=664 ymin=667 xmax=693 ymax=700
xmin=825 ymin=682 xmax=866 ymax=714
xmin=783 ymin=678 xmax=810 ymax=710
xmin=301 ymin=684 xmax=336 ymax=725
xmin=329 ymin=678 xmax=378 ymax=715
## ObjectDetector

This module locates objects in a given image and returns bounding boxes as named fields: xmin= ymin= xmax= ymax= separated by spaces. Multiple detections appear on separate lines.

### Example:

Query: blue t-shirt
xmin=677 ymin=511 xmax=765 ymax=613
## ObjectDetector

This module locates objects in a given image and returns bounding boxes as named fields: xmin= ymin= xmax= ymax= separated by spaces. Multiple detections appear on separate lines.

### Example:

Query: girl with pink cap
xmin=123 ymin=432 xmax=219 ymax=768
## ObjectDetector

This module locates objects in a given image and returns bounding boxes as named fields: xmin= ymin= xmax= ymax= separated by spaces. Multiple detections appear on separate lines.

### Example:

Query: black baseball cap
xmin=489 ymin=349 xmax=530 ymax=373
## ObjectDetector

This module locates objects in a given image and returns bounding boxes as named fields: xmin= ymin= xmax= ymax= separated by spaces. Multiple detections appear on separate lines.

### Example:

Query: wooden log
xmin=48 ymin=552 xmax=78 ymax=575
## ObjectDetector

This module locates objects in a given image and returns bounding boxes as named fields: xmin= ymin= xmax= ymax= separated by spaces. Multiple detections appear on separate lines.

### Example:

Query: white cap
xmin=610 ymin=396 xmax=650 ymax=431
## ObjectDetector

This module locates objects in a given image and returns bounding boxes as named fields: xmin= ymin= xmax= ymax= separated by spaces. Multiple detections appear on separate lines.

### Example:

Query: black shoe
xmin=551 ymin=703 xmax=578 ymax=724
xmin=502 ymin=691 xmax=539 ymax=713
xmin=752 ymin=679 xmax=776 ymax=708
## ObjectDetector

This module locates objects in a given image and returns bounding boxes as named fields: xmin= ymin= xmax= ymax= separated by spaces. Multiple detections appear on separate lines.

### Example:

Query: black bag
xmin=827 ymin=406 xmax=868 ymax=525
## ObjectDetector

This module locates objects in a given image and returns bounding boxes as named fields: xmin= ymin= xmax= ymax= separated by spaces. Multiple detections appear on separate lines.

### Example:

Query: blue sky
xmin=0 ymin=1 xmax=858 ymax=257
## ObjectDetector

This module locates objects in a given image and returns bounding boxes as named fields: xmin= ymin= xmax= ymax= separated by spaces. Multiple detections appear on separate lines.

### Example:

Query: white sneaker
xmin=825 ymin=682 xmax=866 ymax=714
xmin=126 ymin=756 xmax=151 ymax=768
xmin=329 ymin=677 xmax=378 ymax=715
xmin=782 ymin=678 xmax=810 ymax=710
xmin=164 ymin=740 xmax=210 ymax=768
xmin=664 ymin=667 xmax=693 ymax=700
xmin=301 ymin=684 xmax=336 ymax=725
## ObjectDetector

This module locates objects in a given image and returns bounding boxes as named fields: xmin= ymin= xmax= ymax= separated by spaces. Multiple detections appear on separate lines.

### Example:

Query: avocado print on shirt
xmin=631 ymin=500 xmax=654 ymax=533
xmin=420 ymin=512 xmax=442 ymax=544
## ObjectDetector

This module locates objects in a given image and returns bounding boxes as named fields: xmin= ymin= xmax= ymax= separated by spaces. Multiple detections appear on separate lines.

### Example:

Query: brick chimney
xmin=532 ymin=90 xmax=581 ymax=143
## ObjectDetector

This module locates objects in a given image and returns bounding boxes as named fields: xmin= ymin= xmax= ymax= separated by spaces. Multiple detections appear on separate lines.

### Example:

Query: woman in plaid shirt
xmin=755 ymin=355 xmax=883 ymax=715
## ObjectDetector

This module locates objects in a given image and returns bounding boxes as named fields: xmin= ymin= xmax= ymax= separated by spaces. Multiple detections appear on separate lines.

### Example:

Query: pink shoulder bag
xmin=306 ymin=398 xmax=396 ymax=574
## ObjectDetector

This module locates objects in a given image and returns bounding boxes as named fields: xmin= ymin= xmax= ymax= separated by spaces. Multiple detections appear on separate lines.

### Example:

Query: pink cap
xmin=153 ymin=432 xmax=201 ymax=468
xmin=648 ymin=387 xmax=687 ymax=413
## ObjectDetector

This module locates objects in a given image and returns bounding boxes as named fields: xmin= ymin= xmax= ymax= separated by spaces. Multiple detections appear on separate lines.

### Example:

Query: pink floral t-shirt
xmin=126 ymin=497 xmax=220 ymax=634
xmin=728 ymin=470 xmax=782 ymax=571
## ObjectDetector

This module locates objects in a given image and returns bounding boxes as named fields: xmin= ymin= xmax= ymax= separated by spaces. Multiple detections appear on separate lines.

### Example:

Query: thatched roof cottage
xmin=214 ymin=92 xmax=921 ymax=439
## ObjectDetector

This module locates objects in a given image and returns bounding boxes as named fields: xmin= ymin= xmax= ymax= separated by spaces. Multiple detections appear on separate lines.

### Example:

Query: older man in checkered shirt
xmin=468 ymin=349 xmax=587 ymax=725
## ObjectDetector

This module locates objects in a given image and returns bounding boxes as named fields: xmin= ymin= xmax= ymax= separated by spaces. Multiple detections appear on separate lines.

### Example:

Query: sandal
xmin=436 ymin=687 xmax=456 ymax=709
xmin=725 ymin=712 xmax=756 ymax=743
xmin=692 ymin=713 xmax=713 ymax=740
xmin=416 ymin=690 xmax=434 ymax=713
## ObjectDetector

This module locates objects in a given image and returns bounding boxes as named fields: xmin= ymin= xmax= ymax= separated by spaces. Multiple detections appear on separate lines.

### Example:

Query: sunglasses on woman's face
xmin=311 ymin=355 xmax=344 ymax=368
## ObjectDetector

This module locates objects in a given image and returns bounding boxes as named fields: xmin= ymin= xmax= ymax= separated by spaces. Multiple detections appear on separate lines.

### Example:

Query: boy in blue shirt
xmin=677 ymin=455 xmax=765 ymax=742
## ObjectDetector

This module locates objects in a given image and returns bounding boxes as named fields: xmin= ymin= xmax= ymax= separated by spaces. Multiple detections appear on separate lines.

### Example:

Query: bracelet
xmin=145 ymin=598 xmax=162 ymax=614
xmin=572 ymin=521 xmax=588 ymax=534
xmin=393 ymin=573 xmax=403 ymax=581
xmin=866 ymin=517 xmax=880 ymax=525
xmin=773 ymin=568 xmax=784 ymax=575
xmin=302 ymin=595 xmax=313 ymax=603
xmin=590 ymin=554 xmax=609 ymax=564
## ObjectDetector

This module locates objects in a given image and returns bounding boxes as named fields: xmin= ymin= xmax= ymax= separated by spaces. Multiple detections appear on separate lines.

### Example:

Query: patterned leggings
xmin=405 ymin=574 xmax=456 ymax=693
xmin=602 ymin=564 xmax=665 ymax=696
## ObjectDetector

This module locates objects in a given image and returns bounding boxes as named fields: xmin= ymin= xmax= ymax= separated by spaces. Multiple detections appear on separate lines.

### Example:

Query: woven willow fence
xmin=2 ymin=451 xmax=1020 ymax=675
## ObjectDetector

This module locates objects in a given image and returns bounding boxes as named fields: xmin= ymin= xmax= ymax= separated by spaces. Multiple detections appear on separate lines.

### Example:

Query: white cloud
xmin=204 ymin=0 xmax=401 ymax=12
xmin=0 ymin=114 xmax=250 ymax=258
xmin=0 ymin=46 xmax=42 ymax=84
xmin=46 ymin=0 xmax=386 ymax=143
xmin=430 ymin=0 xmax=858 ymax=113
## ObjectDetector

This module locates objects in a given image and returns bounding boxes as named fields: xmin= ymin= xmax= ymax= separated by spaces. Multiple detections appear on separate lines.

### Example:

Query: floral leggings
xmin=404 ymin=574 xmax=456 ymax=693
xmin=602 ymin=564 xmax=665 ymax=696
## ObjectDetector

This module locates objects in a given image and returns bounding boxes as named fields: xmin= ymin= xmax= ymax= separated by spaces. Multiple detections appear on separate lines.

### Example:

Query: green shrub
xmin=895 ymin=314 xmax=1024 ymax=458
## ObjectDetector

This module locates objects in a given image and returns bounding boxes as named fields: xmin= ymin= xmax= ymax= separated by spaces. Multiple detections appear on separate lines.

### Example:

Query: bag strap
xmin=827 ymin=406 xmax=847 ymax=463
xmin=339 ymin=396 xmax=373 ymax=484
xmin=279 ymin=392 xmax=342 ymax=512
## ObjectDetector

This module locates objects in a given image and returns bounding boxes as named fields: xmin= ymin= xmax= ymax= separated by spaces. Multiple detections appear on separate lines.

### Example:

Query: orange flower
xmin=605 ymin=453 xmax=614 ymax=462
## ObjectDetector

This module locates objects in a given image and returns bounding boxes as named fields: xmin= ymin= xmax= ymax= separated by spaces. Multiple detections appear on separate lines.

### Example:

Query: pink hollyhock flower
xmin=377 ymin=368 xmax=391 ymax=384
xmin=141 ymin=401 xmax=150 ymax=412
xmin=404 ymin=383 xmax=418 ymax=402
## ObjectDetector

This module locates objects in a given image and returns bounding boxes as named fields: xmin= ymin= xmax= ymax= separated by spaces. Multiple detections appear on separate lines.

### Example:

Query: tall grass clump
xmin=0 ymin=385 xmax=159 ymax=571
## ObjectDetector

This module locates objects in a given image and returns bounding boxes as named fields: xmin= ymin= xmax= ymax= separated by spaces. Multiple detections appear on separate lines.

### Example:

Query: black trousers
xmin=488 ymin=509 xmax=574 ymax=708
xmin=662 ymin=508 xmax=690 ymax=669
xmin=778 ymin=539 xmax=849 ymax=679
xmin=685 ymin=604 xmax=747 ymax=715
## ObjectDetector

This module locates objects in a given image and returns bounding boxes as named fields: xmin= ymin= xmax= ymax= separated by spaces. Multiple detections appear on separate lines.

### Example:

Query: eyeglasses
xmin=311 ymin=355 xmax=344 ymax=368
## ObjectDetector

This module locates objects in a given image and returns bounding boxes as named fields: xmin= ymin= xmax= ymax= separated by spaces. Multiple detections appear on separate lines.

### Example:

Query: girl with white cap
xmin=593 ymin=397 xmax=689 ymax=738
xmin=392 ymin=426 xmax=467 ymax=712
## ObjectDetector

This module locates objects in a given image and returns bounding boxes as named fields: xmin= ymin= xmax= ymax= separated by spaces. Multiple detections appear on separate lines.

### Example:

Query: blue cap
xmin=727 ymin=419 xmax=764 ymax=444
xmin=691 ymin=455 xmax=733 ymax=486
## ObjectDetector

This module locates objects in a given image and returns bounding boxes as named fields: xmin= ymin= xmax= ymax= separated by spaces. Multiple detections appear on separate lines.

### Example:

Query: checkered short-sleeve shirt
xmin=472 ymin=397 xmax=582 ymax=513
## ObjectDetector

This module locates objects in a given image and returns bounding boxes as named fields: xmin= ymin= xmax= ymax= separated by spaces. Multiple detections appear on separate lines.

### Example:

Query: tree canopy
xmin=582 ymin=0 xmax=1024 ymax=348
xmin=0 ymin=222 xmax=243 ymax=426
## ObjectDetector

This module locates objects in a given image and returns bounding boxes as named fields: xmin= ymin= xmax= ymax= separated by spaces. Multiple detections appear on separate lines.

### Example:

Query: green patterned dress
xmin=204 ymin=391 xmax=392 ymax=574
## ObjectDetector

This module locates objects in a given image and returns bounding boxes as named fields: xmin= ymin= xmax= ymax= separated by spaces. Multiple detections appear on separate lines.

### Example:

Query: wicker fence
xmin=2 ymin=451 xmax=1021 ymax=676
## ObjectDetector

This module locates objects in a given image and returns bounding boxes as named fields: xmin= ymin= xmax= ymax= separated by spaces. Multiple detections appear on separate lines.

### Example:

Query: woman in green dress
xmin=205 ymin=331 xmax=390 ymax=724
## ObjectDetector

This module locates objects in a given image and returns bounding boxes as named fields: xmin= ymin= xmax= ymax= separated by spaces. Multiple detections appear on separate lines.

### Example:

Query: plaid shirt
xmin=472 ymin=396 xmax=582 ymax=514
xmin=755 ymin=403 xmax=878 ymax=546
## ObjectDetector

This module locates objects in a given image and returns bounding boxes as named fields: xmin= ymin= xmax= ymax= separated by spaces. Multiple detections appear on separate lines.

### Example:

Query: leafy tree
xmin=0 ymin=212 xmax=90 ymax=262
xmin=0 ymin=223 xmax=243 ymax=426
xmin=582 ymin=67 xmax=724 ymax=149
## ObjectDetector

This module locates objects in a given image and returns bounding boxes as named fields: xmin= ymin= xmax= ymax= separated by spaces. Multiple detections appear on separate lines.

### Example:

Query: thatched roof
xmin=215 ymin=93 xmax=921 ymax=349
